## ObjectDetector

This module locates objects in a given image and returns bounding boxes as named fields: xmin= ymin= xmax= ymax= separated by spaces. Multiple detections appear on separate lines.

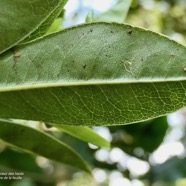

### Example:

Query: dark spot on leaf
xmin=83 ymin=64 xmax=87 ymax=69
xmin=141 ymin=58 xmax=144 ymax=62
xmin=105 ymin=54 xmax=111 ymax=58
xmin=90 ymin=28 xmax=93 ymax=32
xmin=128 ymin=30 xmax=133 ymax=35
xmin=110 ymin=31 xmax=114 ymax=33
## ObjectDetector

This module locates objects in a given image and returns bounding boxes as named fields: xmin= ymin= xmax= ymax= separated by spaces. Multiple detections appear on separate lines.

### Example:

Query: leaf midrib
xmin=1 ymin=78 xmax=186 ymax=92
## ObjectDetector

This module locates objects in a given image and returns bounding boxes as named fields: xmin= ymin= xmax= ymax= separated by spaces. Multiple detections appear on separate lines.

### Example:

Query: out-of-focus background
xmin=1 ymin=0 xmax=186 ymax=185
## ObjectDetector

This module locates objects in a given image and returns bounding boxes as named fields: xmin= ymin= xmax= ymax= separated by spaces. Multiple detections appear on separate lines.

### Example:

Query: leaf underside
xmin=0 ymin=23 xmax=186 ymax=126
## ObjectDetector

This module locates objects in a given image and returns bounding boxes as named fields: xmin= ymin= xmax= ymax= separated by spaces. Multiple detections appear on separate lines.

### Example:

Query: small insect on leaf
xmin=183 ymin=67 xmax=186 ymax=72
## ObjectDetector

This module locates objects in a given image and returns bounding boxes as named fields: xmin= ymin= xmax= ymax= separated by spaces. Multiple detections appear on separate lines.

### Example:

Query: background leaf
xmin=22 ymin=3 xmax=65 ymax=43
xmin=110 ymin=116 xmax=168 ymax=159
xmin=0 ymin=23 xmax=186 ymax=126
xmin=0 ymin=0 xmax=67 ymax=54
xmin=51 ymin=125 xmax=110 ymax=148
xmin=93 ymin=0 xmax=132 ymax=22
xmin=0 ymin=119 xmax=91 ymax=173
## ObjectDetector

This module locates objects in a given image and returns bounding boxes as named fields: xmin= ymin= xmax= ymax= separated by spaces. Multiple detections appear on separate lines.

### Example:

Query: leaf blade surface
xmin=0 ymin=23 xmax=186 ymax=125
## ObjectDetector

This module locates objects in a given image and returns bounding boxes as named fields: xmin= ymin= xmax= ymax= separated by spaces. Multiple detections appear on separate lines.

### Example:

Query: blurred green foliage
xmin=110 ymin=117 xmax=168 ymax=158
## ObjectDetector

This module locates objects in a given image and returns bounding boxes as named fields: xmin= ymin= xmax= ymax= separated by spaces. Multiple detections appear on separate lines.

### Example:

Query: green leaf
xmin=46 ymin=18 xmax=63 ymax=34
xmin=0 ymin=0 xmax=67 ymax=54
xmin=51 ymin=125 xmax=110 ymax=148
xmin=0 ymin=119 xmax=91 ymax=173
xmin=0 ymin=148 xmax=43 ymax=173
xmin=86 ymin=11 xmax=94 ymax=23
xmin=22 ymin=3 xmax=65 ymax=43
xmin=110 ymin=116 xmax=168 ymax=158
xmin=93 ymin=0 xmax=132 ymax=22
xmin=0 ymin=23 xmax=186 ymax=126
